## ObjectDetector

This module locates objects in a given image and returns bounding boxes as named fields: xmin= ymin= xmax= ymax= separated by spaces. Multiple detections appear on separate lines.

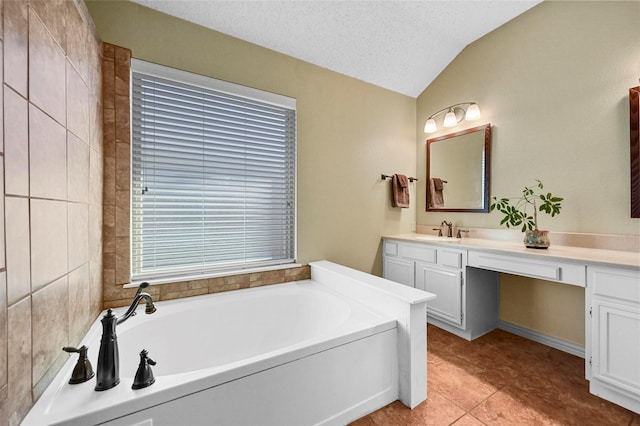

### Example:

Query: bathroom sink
xmin=413 ymin=235 xmax=462 ymax=243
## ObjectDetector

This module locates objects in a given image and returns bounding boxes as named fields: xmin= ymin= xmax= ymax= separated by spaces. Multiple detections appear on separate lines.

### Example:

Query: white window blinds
xmin=131 ymin=61 xmax=296 ymax=280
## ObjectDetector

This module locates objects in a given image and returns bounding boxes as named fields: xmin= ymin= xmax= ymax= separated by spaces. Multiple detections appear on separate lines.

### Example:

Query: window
xmin=131 ymin=60 xmax=296 ymax=281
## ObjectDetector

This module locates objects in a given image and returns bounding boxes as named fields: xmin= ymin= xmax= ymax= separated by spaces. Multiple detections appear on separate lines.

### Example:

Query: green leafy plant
xmin=490 ymin=179 xmax=563 ymax=232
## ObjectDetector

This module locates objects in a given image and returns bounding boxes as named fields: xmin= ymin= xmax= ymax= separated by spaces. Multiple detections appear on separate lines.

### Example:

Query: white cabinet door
xmin=416 ymin=262 xmax=462 ymax=326
xmin=592 ymin=299 xmax=640 ymax=396
xmin=383 ymin=256 xmax=415 ymax=287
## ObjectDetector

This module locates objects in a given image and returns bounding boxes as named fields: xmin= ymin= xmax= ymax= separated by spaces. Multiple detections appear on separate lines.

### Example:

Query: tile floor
xmin=351 ymin=325 xmax=640 ymax=426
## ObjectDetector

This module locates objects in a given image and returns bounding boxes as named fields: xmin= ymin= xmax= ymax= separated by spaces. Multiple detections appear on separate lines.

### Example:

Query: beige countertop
xmin=383 ymin=233 xmax=640 ymax=269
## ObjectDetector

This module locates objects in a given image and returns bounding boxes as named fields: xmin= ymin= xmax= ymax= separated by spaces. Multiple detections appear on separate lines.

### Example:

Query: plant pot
xmin=524 ymin=229 xmax=550 ymax=249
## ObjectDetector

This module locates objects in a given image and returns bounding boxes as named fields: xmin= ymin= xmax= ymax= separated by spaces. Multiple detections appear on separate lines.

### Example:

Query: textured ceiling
xmin=130 ymin=0 xmax=540 ymax=97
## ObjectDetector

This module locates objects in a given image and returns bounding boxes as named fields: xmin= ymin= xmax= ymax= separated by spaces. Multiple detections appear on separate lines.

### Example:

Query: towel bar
xmin=381 ymin=174 xmax=418 ymax=182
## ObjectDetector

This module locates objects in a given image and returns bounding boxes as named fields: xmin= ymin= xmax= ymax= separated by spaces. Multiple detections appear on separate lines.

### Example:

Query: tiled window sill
xmin=124 ymin=263 xmax=304 ymax=288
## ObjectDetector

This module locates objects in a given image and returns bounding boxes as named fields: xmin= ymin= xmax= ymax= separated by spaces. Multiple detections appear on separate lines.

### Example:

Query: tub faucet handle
xmin=62 ymin=345 xmax=95 ymax=384
xmin=132 ymin=349 xmax=156 ymax=390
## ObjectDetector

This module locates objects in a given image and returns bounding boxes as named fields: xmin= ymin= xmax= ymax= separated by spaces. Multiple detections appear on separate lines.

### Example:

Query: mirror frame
xmin=426 ymin=123 xmax=491 ymax=213
xmin=631 ymin=86 xmax=639 ymax=218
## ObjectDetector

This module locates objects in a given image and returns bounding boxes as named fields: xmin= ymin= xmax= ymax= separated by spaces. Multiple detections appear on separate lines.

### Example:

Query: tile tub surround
xmin=0 ymin=1 xmax=103 ymax=425
xmin=351 ymin=324 xmax=640 ymax=426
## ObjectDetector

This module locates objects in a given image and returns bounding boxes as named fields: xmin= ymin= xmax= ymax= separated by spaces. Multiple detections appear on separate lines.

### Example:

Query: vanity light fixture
xmin=424 ymin=102 xmax=481 ymax=133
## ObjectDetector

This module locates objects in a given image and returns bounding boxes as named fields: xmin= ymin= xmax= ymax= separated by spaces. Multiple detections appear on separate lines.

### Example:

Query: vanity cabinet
xmin=383 ymin=234 xmax=640 ymax=414
xmin=586 ymin=266 xmax=640 ymax=413
xmin=416 ymin=261 xmax=463 ymax=326
xmin=383 ymin=239 xmax=498 ymax=340
xmin=383 ymin=240 xmax=435 ymax=287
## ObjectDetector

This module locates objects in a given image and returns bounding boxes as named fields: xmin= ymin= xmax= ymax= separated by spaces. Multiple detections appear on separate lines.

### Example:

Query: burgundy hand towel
xmin=392 ymin=174 xmax=410 ymax=208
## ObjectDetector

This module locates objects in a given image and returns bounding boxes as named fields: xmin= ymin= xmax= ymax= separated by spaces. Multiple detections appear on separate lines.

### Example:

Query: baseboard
xmin=498 ymin=320 xmax=585 ymax=358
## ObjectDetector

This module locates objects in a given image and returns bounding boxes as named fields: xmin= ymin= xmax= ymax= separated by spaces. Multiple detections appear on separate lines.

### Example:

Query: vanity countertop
xmin=383 ymin=233 xmax=640 ymax=269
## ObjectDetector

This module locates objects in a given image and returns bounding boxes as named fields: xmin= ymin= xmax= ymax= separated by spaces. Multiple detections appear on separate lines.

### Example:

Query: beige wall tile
xmin=89 ymin=259 xmax=103 ymax=315
xmin=88 ymin=202 xmax=102 ymax=260
xmin=90 ymin=147 xmax=103 ymax=207
xmin=30 ymin=199 xmax=68 ymax=291
xmin=4 ymin=87 xmax=28 ymax=196
xmin=0 ymin=41 xmax=4 ymax=153
xmin=103 ymin=268 xmax=115 ymax=289
xmin=114 ymin=47 xmax=130 ymax=96
xmin=0 ymin=273 xmax=7 ymax=402
xmin=103 ymin=42 xmax=115 ymax=60
xmin=31 ymin=276 xmax=69 ymax=387
xmin=7 ymin=296 xmax=31 ymax=417
xmin=114 ymin=142 xmax=130 ymax=191
xmin=114 ymin=236 xmax=130 ymax=285
xmin=114 ymin=190 xmax=129 ymax=237
xmin=102 ymin=55 xmax=115 ymax=111
xmin=114 ymin=94 xmax=130 ymax=144
xmin=103 ymin=219 xmax=115 ymax=254
xmin=29 ymin=104 xmax=67 ymax=200
xmin=68 ymin=264 xmax=90 ymax=345
xmin=103 ymin=155 xmax=115 ymax=206
xmin=5 ymin=197 xmax=30 ymax=305
xmin=3 ymin=0 xmax=28 ymax=97
xmin=29 ymin=1 xmax=67 ymax=53
xmin=65 ymin=2 xmax=89 ymax=84
xmin=89 ymin=95 xmax=103 ymax=153
xmin=2 ymin=3 xmax=102 ymax=424
xmin=28 ymin=9 xmax=66 ymax=126
xmin=103 ymin=108 xmax=115 ymax=158
xmin=161 ymin=288 xmax=208 ymax=301
xmin=32 ymin=350 xmax=65 ymax=403
xmin=67 ymin=132 xmax=89 ymax=203
xmin=0 ymin=164 xmax=5 ymax=270
xmin=68 ymin=203 xmax=89 ymax=271
xmin=7 ymin=393 xmax=33 ymax=426
xmin=66 ymin=61 xmax=90 ymax=143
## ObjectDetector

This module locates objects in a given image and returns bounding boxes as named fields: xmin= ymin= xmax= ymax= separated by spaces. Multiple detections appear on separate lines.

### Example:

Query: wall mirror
xmin=631 ymin=86 xmax=639 ymax=218
xmin=426 ymin=124 xmax=491 ymax=212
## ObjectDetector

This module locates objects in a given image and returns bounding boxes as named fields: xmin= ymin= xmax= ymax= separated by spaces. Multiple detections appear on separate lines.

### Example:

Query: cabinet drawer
xmin=468 ymin=251 xmax=585 ymax=286
xmin=398 ymin=243 xmax=436 ymax=263
xmin=384 ymin=241 xmax=399 ymax=257
xmin=437 ymin=249 xmax=466 ymax=269
xmin=589 ymin=266 xmax=640 ymax=303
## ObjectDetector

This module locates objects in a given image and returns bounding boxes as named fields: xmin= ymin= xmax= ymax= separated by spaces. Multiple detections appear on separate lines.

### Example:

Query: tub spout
xmin=116 ymin=282 xmax=156 ymax=325
xmin=117 ymin=292 xmax=156 ymax=325
xmin=95 ymin=283 xmax=156 ymax=391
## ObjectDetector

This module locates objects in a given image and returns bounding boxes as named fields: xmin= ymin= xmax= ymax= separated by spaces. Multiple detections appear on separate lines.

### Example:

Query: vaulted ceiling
xmin=130 ymin=0 xmax=541 ymax=97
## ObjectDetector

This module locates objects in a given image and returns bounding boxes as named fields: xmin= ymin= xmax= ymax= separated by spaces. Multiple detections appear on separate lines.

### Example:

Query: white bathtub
xmin=23 ymin=261 xmax=434 ymax=426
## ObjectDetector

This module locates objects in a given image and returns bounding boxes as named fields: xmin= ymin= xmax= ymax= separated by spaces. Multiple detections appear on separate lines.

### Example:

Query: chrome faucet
xmin=441 ymin=221 xmax=453 ymax=238
xmin=95 ymin=282 xmax=156 ymax=391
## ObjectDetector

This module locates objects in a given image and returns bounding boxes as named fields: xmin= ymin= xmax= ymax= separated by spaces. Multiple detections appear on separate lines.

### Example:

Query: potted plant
xmin=490 ymin=179 xmax=563 ymax=249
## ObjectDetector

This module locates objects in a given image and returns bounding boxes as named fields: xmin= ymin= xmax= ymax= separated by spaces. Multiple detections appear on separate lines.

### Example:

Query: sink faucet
xmin=95 ymin=282 xmax=156 ymax=391
xmin=441 ymin=221 xmax=453 ymax=238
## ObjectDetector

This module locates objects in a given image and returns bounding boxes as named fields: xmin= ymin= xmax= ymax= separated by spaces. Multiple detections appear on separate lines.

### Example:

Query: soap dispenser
xmin=132 ymin=349 xmax=156 ymax=389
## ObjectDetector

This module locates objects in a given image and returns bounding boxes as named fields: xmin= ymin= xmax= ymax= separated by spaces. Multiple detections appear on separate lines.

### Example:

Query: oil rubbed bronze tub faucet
xmin=95 ymin=282 xmax=156 ymax=391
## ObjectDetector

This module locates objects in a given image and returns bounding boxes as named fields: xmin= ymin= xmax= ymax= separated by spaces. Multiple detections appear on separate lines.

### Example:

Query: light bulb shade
xmin=424 ymin=118 xmax=437 ymax=133
xmin=443 ymin=110 xmax=458 ymax=127
xmin=465 ymin=103 xmax=481 ymax=121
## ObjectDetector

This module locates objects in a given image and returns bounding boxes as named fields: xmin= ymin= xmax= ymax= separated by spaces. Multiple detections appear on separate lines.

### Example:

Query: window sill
xmin=124 ymin=263 xmax=303 ymax=288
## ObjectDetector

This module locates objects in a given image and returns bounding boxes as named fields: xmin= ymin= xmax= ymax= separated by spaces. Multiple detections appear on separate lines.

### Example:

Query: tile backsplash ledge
xmin=104 ymin=265 xmax=311 ymax=309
